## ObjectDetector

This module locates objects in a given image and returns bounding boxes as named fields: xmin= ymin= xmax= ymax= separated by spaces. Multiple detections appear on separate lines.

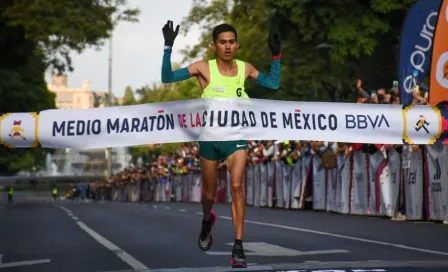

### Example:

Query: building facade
xmin=48 ymin=75 xmax=122 ymax=109
xmin=46 ymin=75 xmax=129 ymax=177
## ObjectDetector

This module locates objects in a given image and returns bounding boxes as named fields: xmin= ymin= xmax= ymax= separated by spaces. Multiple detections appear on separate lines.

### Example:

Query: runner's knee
xmin=230 ymin=181 xmax=243 ymax=194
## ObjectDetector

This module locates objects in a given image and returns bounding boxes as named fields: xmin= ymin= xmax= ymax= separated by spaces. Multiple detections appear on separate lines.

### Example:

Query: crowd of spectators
xmin=355 ymin=79 xmax=428 ymax=105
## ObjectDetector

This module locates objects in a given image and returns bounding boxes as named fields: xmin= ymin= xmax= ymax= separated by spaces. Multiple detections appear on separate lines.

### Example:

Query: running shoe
xmin=197 ymin=210 xmax=217 ymax=251
xmin=231 ymin=244 xmax=248 ymax=268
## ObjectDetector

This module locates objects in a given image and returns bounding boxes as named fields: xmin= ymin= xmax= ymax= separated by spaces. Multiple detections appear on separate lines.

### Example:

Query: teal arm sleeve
xmin=255 ymin=59 xmax=281 ymax=90
xmin=161 ymin=47 xmax=190 ymax=83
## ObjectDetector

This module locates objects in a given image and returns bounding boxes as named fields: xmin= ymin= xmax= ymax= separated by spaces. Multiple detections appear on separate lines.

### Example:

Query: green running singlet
xmin=201 ymin=59 xmax=249 ymax=99
xmin=199 ymin=59 xmax=249 ymax=161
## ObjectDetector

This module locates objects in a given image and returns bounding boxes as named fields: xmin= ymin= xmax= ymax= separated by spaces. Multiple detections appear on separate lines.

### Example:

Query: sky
xmin=45 ymin=0 xmax=201 ymax=98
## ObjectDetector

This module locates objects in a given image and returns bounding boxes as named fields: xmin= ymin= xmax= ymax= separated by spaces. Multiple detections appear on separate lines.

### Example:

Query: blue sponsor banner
xmin=399 ymin=0 xmax=441 ymax=106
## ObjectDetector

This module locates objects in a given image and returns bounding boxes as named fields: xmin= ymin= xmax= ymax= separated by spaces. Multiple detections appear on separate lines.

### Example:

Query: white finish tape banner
xmin=3 ymin=98 xmax=447 ymax=149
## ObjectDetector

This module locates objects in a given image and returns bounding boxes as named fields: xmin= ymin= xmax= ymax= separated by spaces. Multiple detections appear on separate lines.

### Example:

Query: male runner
xmin=161 ymin=20 xmax=281 ymax=268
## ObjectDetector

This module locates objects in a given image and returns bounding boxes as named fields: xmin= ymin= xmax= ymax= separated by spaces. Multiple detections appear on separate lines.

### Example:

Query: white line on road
xmin=0 ymin=259 xmax=51 ymax=269
xmin=206 ymin=250 xmax=348 ymax=256
xmin=195 ymin=212 xmax=203 ymax=215
xmin=59 ymin=206 xmax=71 ymax=213
xmin=71 ymin=216 xmax=79 ymax=221
xmin=218 ymin=216 xmax=448 ymax=257
xmin=206 ymin=242 xmax=348 ymax=256
xmin=179 ymin=209 xmax=187 ymax=212
xmin=164 ymin=206 xmax=171 ymax=210
xmin=153 ymin=205 xmax=158 ymax=209
xmin=77 ymin=221 xmax=148 ymax=270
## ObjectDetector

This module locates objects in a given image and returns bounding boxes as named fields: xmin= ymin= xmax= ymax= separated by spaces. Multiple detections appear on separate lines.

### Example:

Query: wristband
xmin=164 ymin=45 xmax=172 ymax=50
xmin=272 ymin=54 xmax=282 ymax=60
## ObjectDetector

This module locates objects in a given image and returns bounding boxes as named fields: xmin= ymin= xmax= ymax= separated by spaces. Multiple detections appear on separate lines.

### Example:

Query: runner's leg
xmin=226 ymin=149 xmax=246 ymax=240
xmin=200 ymin=157 xmax=218 ymax=221
xmin=226 ymin=149 xmax=248 ymax=268
xmin=197 ymin=154 xmax=219 ymax=251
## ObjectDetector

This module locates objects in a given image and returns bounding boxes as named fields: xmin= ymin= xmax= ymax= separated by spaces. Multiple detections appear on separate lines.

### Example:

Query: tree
xmin=122 ymin=86 xmax=137 ymax=105
xmin=3 ymin=0 xmax=140 ymax=74
xmin=180 ymin=0 xmax=415 ymax=102
xmin=0 ymin=0 xmax=140 ymax=175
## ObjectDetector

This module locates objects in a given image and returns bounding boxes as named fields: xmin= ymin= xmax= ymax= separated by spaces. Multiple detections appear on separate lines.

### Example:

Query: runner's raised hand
xmin=268 ymin=32 xmax=281 ymax=57
xmin=162 ymin=20 xmax=180 ymax=47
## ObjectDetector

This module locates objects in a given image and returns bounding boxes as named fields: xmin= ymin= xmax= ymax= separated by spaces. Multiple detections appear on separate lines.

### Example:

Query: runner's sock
xmin=234 ymin=239 xmax=243 ymax=248
xmin=202 ymin=213 xmax=213 ymax=225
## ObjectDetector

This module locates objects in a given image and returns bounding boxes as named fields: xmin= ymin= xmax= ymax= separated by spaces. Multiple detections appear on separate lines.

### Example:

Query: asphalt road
xmin=1 ymin=200 xmax=448 ymax=272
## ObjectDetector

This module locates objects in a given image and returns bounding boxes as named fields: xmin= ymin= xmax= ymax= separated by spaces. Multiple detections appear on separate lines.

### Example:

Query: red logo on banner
xmin=8 ymin=120 xmax=27 ymax=140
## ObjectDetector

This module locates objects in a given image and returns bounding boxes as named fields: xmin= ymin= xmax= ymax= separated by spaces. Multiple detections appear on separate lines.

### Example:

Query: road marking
xmin=218 ymin=216 xmax=448 ymax=257
xmin=205 ymin=242 xmax=348 ymax=256
xmin=0 ymin=255 xmax=2 ymax=263
xmin=195 ymin=212 xmax=203 ymax=215
xmin=153 ymin=205 xmax=158 ymax=209
xmin=179 ymin=209 xmax=187 ymax=212
xmin=59 ymin=206 xmax=71 ymax=213
xmin=71 ymin=216 xmax=79 ymax=221
xmin=77 ymin=221 xmax=148 ymax=270
xmin=0 ymin=259 xmax=51 ymax=269
xmin=164 ymin=206 xmax=171 ymax=210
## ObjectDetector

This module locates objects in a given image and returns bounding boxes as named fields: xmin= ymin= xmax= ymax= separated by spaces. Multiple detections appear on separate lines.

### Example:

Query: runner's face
xmin=213 ymin=31 xmax=238 ymax=61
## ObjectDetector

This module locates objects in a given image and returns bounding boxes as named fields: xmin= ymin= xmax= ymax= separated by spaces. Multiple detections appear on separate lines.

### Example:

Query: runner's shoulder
xmin=188 ymin=60 xmax=209 ymax=76
xmin=190 ymin=60 xmax=209 ymax=69
xmin=243 ymin=61 xmax=258 ymax=78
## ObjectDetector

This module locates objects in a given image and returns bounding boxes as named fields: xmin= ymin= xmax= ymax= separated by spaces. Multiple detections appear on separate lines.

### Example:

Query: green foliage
xmin=0 ymin=0 xmax=140 ymax=175
xmin=179 ymin=0 xmax=416 ymax=102
xmin=122 ymin=86 xmax=137 ymax=105
xmin=3 ymin=0 xmax=140 ymax=74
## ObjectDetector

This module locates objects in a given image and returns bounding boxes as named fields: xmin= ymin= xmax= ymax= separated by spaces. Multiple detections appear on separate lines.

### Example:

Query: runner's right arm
xmin=161 ymin=20 xmax=202 ymax=83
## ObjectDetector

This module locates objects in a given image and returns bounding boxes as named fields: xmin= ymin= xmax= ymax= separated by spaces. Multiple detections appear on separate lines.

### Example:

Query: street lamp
xmin=105 ymin=35 xmax=113 ymax=180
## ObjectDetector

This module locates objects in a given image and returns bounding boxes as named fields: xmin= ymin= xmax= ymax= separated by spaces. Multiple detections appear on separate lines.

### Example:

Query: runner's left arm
xmin=247 ymin=33 xmax=282 ymax=90
xmin=161 ymin=20 xmax=190 ymax=83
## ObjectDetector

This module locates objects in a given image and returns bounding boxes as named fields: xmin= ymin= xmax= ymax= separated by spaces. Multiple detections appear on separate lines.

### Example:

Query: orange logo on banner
xmin=430 ymin=0 xmax=448 ymax=106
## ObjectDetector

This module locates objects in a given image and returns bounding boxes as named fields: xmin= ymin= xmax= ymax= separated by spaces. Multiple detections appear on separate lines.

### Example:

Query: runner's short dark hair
xmin=213 ymin=24 xmax=237 ymax=43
